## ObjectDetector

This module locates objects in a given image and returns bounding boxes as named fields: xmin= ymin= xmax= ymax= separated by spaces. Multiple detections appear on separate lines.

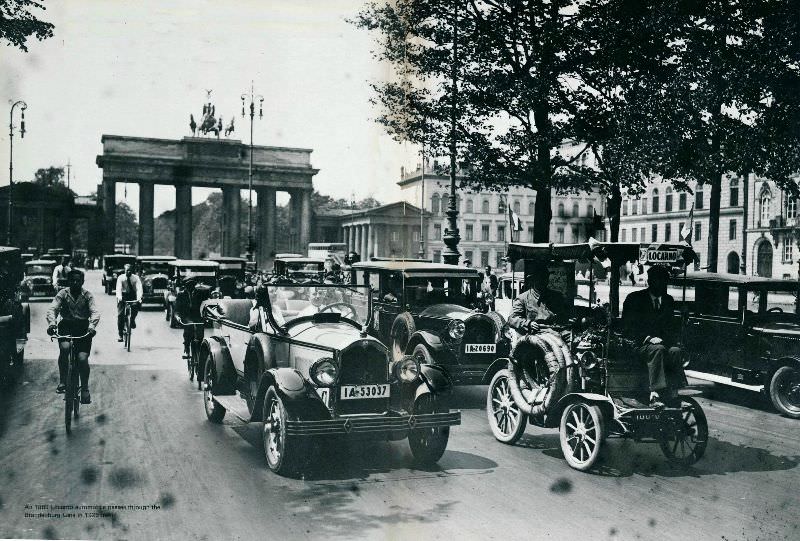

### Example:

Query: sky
xmin=0 ymin=0 xmax=419 ymax=216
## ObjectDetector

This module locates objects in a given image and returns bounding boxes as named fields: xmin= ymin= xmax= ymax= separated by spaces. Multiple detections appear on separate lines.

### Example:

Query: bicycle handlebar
xmin=50 ymin=332 xmax=92 ymax=341
xmin=174 ymin=315 xmax=204 ymax=327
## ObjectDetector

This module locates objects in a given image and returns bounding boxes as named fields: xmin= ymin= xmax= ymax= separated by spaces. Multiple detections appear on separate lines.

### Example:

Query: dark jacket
xmin=508 ymin=288 xmax=568 ymax=332
xmin=622 ymin=288 xmax=676 ymax=344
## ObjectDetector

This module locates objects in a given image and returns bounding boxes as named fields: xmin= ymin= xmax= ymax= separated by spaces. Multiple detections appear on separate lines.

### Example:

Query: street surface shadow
xmin=449 ymin=385 xmax=488 ymax=410
xmin=230 ymin=424 xmax=496 ymax=481
xmin=699 ymin=385 xmax=776 ymax=414
xmin=0 ymin=368 xmax=27 ymax=440
xmin=283 ymin=484 xmax=458 ymax=538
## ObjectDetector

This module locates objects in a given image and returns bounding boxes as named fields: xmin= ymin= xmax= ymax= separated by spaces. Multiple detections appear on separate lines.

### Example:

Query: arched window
xmin=760 ymin=188 xmax=772 ymax=225
xmin=665 ymin=187 xmax=673 ymax=212
xmin=572 ymin=203 xmax=579 ymax=218
xmin=787 ymin=196 xmax=797 ymax=219
xmin=498 ymin=198 xmax=507 ymax=214
xmin=466 ymin=199 xmax=474 ymax=213
xmin=679 ymin=192 xmax=687 ymax=210
xmin=482 ymin=199 xmax=490 ymax=214
xmin=652 ymin=188 xmax=659 ymax=213
xmin=528 ymin=201 xmax=535 ymax=215
xmin=431 ymin=194 xmax=440 ymax=215
xmin=558 ymin=203 xmax=565 ymax=217
xmin=442 ymin=194 xmax=450 ymax=212
xmin=729 ymin=178 xmax=739 ymax=207
xmin=586 ymin=204 xmax=594 ymax=217
xmin=513 ymin=200 xmax=521 ymax=215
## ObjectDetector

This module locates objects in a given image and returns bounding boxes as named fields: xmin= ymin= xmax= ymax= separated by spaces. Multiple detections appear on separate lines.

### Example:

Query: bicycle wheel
xmin=193 ymin=344 xmax=202 ymax=390
xmin=64 ymin=351 xmax=75 ymax=434
xmin=187 ymin=340 xmax=195 ymax=382
xmin=71 ymin=361 xmax=80 ymax=420
xmin=124 ymin=307 xmax=132 ymax=352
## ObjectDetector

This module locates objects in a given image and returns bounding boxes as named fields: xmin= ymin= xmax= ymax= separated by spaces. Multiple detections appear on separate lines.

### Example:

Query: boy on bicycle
xmin=46 ymin=269 xmax=100 ymax=404
xmin=115 ymin=263 xmax=143 ymax=342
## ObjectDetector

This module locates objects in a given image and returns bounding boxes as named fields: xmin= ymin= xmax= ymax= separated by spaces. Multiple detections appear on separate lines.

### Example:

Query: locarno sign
xmin=639 ymin=246 xmax=680 ymax=265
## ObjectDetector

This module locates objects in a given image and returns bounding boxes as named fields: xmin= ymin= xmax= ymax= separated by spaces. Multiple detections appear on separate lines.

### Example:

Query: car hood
xmin=751 ymin=320 xmax=800 ymax=336
xmin=290 ymin=322 xmax=384 ymax=352
xmin=417 ymin=303 xmax=476 ymax=321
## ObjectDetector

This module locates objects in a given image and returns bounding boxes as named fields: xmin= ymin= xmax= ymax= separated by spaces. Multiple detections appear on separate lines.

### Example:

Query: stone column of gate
xmin=174 ymin=184 xmax=192 ymax=259
xmin=366 ymin=223 xmax=374 ymax=260
xmin=353 ymin=225 xmax=361 ymax=258
xmin=256 ymin=187 xmax=276 ymax=267
xmin=230 ymin=188 xmax=242 ymax=257
xmin=138 ymin=182 xmax=155 ymax=255
xmin=221 ymin=186 xmax=235 ymax=257
xmin=360 ymin=224 xmax=369 ymax=261
xmin=372 ymin=224 xmax=381 ymax=259
xmin=342 ymin=226 xmax=349 ymax=252
xmin=300 ymin=189 xmax=312 ymax=251
xmin=102 ymin=179 xmax=116 ymax=254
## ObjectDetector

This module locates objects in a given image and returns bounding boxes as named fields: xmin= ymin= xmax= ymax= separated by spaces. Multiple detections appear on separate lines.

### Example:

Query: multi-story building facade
xmin=397 ymin=162 xmax=606 ymax=267
xmin=745 ymin=175 xmax=800 ymax=279
xmin=618 ymin=175 xmax=747 ymax=273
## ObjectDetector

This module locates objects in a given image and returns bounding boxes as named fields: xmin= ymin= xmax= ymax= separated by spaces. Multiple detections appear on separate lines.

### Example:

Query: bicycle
xmin=51 ymin=331 xmax=91 ymax=435
xmin=177 ymin=315 xmax=204 ymax=390
xmin=121 ymin=300 xmax=138 ymax=352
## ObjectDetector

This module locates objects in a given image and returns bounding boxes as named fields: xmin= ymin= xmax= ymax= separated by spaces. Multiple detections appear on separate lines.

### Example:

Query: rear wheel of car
xmin=203 ymin=359 xmax=226 ymax=423
xmin=408 ymin=394 xmax=450 ymax=465
xmin=769 ymin=365 xmax=800 ymax=419
xmin=390 ymin=312 xmax=416 ymax=363
xmin=262 ymin=388 xmax=304 ymax=476
xmin=559 ymin=401 xmax=605 ymax=472
xmin=486 ymin=369 xmax=527 ymax=444
xmin=659 ymin=396 xmax=708 ymax=465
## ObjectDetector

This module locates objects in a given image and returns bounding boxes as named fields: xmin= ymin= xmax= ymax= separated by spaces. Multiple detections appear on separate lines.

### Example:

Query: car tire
xmin=408 ymin=393 xmax=450 ymax=465
xmin=769 ymin=365 xmax=800 ymax=419
xmin=559 ymin=401 xmax=604 ymax=472
xmin=390 ymin=312 xmax=416 ymax=363
xmin=659 ymin=396 xmax=708 ymax=465
xmin=262 ymin=388 xmax=305 ymax=476
xmin=411 ymin=343 xmax=434 ymax=366
xmin=203 ymin=359 xmax=226 ymax=423
xmin=486 ymin=369 xmax=527 ymax=444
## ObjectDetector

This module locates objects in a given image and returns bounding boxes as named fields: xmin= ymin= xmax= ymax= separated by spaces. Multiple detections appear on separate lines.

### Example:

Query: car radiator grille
xmin=150 ymin=277 xmax=168 ymax=290
xmin=336 ymin=342 xmax=389 ymax=415
xmin=31 ymin=277 xmax=49 ymax=284
xmin=464 ymin=316 xmax=495 ymax=344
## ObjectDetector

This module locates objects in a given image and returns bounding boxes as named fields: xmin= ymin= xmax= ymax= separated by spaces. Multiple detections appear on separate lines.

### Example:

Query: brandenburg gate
xmin=96 ymin=135 xmax=318 ymax=266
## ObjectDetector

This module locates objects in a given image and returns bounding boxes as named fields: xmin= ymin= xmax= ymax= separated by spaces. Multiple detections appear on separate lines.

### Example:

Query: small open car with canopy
xmin=486 ymin=242 xmax=708 ymax=471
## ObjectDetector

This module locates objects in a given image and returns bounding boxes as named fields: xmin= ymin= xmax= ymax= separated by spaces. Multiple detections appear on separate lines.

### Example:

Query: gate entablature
xmin=96 ymin=135 xmax=317 ymax=263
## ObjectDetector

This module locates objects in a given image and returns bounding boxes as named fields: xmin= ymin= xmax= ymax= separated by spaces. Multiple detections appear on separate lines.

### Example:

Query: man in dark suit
xmin=622 ymin=265 xmax=682 ymax=406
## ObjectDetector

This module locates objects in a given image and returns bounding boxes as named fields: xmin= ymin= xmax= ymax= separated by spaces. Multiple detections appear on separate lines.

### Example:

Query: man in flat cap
xmin=508 ymin=265 xmax=568 ymax=334
xmin=622 ymin=265 xmax=683 ymax=406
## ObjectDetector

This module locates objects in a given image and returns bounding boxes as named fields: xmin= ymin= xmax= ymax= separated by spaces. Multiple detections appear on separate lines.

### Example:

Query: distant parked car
xmin=21 ymin=259 xmax=57 ymax=298
xmin=164 ymin=260 xmax=219 ymax=328
xmin=271 ymin=257 xmax=325 ymax=283
xmin=136 ymin=255 xmax=176 ymax=306
xmin=207 ymin=257 xmax=248 ymax=298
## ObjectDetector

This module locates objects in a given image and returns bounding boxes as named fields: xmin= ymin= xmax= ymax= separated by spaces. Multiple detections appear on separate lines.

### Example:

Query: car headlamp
xmin=448 ymin=319 xmax=466 ymax=340
xmin=310 ymin=358 xmax=338 ymax=387
xmin=502 ymin=323 xmax=514 ymax=340
xmin=578 ymin=350 xmax=599 ymax=370
xmin=393 ymin=355 xmax=421 ymax=383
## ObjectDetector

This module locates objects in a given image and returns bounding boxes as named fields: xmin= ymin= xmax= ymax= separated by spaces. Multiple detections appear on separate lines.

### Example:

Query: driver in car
xmin=622 ymin=265 xmax=683 ymax=407
xmin=508 ymin=265 xmax=568 ymax=334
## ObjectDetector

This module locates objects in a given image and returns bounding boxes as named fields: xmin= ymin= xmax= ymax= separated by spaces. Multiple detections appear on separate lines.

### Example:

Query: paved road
xmin=0 ymin=271 xmax=798 ymax=540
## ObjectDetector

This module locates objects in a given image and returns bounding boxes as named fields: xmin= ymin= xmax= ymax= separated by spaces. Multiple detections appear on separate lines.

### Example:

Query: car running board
xmin=685 ymin=370 xmax=764 ymax=392
xmin=211 ymin=394 xmax=253 ymax=423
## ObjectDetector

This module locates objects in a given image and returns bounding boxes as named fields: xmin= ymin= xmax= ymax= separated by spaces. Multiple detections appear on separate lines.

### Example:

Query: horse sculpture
xmin=197 ymin=110 xmax=220 ymax=138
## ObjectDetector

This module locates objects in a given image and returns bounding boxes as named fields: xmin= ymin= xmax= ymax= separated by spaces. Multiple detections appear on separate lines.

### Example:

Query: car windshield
xmin=140 ymin=262 xmax=171 ymax=275
xmin=26 ymin=264 xmax=54 ymax=275
xmin=744 ymin=288 xmax=799 ymax=315
xmin=404 ymin=276 xmax=480 ymax=307
xmin=266 ymin=284 xmax=370 ymax=326
xmin=287 ymin=262 xmax=323 ymax=273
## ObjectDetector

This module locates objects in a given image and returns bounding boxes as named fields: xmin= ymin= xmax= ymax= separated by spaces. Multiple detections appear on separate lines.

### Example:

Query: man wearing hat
xmin=622 ymin=265 xmax=683 ymax=407
xmin=508 ymin=265 xmax=568 ymax=334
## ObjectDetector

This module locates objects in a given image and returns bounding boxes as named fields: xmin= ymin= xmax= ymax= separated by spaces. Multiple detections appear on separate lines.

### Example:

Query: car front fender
xmin=480 ymin=357 xmax=511 ymax=385
xmin=251 ymin=368 xmax=330 ymax=422
xmin=545 ymin=392 xmax=616 ymax=428
xmin=200 ymin=336 xmax=237 ymax=395
xmin=408 ymin=330 xmax=444 ymax=353
xmin=418 ymin=363 xmax=453 ymax=396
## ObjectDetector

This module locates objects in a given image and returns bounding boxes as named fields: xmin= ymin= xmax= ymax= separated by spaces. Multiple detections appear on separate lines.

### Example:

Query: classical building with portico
xmin=96 ymin=135 xmax=317 ymax=266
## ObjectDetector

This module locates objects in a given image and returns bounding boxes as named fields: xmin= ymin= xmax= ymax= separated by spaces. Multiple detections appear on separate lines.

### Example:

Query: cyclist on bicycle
xmin=46 ymin=269 xmax=100 ymax=403
xmin=115 ymin=263 xmax=143 ymax=342
xmin=52 ymin=256 xmax=72 ymax=290
xmin=175 ymin=277 xmax=212 ymax=358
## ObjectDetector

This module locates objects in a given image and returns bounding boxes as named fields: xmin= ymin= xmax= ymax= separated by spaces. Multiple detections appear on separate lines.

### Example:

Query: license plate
xmin=340 ymin=384 xmax=390 ymax=400
xmin=465 ymin=343 xmax=495 ymax=354
xmin=154 ymin=289 xmax=167 ymax=294
xmin=315 ymin=387 xmax=330 ymax=407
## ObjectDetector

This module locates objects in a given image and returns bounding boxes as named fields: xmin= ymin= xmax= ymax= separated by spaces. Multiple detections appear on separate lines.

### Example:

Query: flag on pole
xmin=681 ymin=202 xmax=695 ymax=245
xmin=508 ymin=204 xmax=523 ymax=242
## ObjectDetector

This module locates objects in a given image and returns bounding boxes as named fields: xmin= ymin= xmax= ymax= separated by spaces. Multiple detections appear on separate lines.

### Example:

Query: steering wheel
xmin=319 ymin=302 xmax=359 ymax=320
xmin=767 ymin=307 xmax=784 ymax=313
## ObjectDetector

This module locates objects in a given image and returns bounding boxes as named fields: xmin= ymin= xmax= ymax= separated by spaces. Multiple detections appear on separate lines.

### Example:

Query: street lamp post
xmin=241 ymin=82 xmax=264 ymax=262
xmin=7 ymin=100 xmax=27 ymax=246
xmin=441 ymin=1 xmax=460 ymax=265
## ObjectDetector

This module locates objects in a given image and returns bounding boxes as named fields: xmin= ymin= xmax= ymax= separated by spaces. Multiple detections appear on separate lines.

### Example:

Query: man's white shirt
xmin=116 ymin=274 xmax=144 ymax=302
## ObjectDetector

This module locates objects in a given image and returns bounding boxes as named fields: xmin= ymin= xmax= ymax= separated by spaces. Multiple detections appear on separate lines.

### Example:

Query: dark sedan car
xmin=136 ymin=255 xmax=176 ymax=305
xmin=350 ymin=261 xmax=508 ymax=385
xmin=677 ymin=272 xmax=800 ymax=418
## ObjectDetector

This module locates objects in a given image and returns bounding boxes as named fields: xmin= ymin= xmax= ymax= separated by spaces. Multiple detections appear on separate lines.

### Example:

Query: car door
xmin=684 ymin=284 xmax=743 ymax=375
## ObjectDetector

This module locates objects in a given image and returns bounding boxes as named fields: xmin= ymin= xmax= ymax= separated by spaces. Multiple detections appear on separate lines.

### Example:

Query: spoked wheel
xmin=262 ymin=388 xmax=304 ymax=476
xmin=559 ymin=401 xmax=605 ymax=471
xmin=769 ymin=365 xmax=800 ymax=419
xmin=408 ymin=394 xmax=450 ymax=465
xmin=486 ymin=369 xmax=527 ymax=444
xmin=659 ymin=397 xmax=708 ymax=465
xmin=187 ymin=344 xmax=195 ymax=382
xmin=193 ymin=345 xmax=202 ymax=390
xmin=72 ymin=368 xmax=80 ymax=420
xmin=64 ymin=361 xmax=76 ymax=434
xmin=124 ymin=312 xmax=132 ymax=352
xmin=203 ymin=360 xmax=226 ymax=423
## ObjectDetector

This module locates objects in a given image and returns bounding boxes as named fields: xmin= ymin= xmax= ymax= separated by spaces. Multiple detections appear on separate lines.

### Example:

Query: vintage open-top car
xmin=164 ymin=260 xmax=219 ymax=327
xmin=1 ymin=247 xmax=30 ymax=385
xmin=677 ymin=272 xmax=800 ymax=418
xmin=21 ymin=259 xmax=57 ymax=298
xmin=486 ymin=242 xmax=708 ymax=472
xmin=207 ymin=256 xmax=248 ymax=298
xmin=198 ymin=283 xmax=460 ymax=476
xmin=270 ymin=257 xmax=326 ymax=283
xmin=102 ymin=254 xmax=137 ymax=295
xmin=136 ymin=255 xmax=176 ymax=305
xmin=350 ymin=260 xmax=508 ymax=385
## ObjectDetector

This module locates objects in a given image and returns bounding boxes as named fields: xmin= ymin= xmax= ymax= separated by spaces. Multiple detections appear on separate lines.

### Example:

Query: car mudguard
xmin=250 ymin=367 xmax=330 ymax=422
xmin=545 ymin=392 xmax=615 ymax=428
xmin=408 ymin=330 xmax=444 ymax=353
xmin=418 ymin=364 xmax=453 ymax=397
xmin=200 ymin=336 xmax=237 ymax=395
xmin=481 ymin=357 xmax=511 ymax=385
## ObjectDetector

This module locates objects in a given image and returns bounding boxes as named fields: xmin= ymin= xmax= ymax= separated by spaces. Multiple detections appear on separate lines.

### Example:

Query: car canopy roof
xmin=507 ymin=241 xmax=697 ymax=267
xmin=105 ymin=255 xmax=136 ymax=262
xmin=280 ymin=257 xmax=325 ymax=264
xmin=169 ymin=260 xmax=219 ymax=268
xmin=678 ymin=271 xmax=800 ymax=291
xmin=353 ymin=260 xmax=479 ymax=279
xmin=506 ymin=242 xmax=592 ymax=262
xmin=136 ymin=255 xmax=176 ymax=262
xmin=27 ymin=259 xmax=57 ymax=265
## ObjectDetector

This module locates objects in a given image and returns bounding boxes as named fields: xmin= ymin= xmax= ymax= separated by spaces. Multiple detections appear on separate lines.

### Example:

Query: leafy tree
xmin=32 ymin=166 xmax=64 ymax=186
xmin=115 ymin=201 xmax=138 ymax=251
xmin=0 ymin=0 xmax=55 ymax=52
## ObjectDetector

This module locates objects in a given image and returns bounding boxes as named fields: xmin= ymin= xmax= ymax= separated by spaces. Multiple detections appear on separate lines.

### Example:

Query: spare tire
xmin=390 ymin=312 xmax=416 ymax=363
xmin=510 ymin=330 xmax=573 ymax=418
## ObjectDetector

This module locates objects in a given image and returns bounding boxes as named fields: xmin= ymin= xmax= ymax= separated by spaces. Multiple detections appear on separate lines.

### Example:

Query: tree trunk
xmin=533 ymin=188 xmax=552 ymax=242
xmin=706 ymin=172 xmax=722 ymax=272
xmin=607 ymin=183 xmax=622 ymax=317
xmin=532 ymin=104 xmax=552 ymax=243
